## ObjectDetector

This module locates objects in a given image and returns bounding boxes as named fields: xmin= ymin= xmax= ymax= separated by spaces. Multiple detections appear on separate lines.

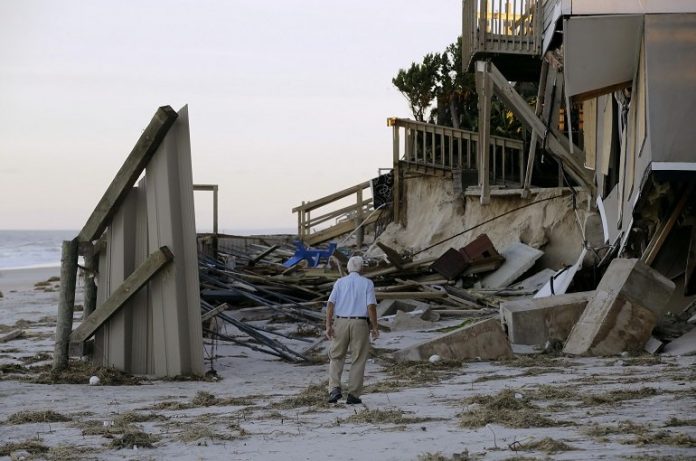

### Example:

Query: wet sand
xmin=0 ymin=266 xmax=60 ymax=292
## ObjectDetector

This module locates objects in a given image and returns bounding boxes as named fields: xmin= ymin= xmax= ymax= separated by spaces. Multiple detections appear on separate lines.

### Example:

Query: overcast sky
xmin=0 ymin=0 xmax=460 ymax=233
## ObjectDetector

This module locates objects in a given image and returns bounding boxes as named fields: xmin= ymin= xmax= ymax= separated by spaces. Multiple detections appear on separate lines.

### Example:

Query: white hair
xmin=347 ymin=256 xmax=364 ymax=273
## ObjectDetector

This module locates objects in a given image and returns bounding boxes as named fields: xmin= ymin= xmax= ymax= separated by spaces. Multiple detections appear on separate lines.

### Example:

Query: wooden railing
xmin=292 ymin=181 xmax=383 ymax=246
xmin=462 ymin=0 xmax=542 ymax=72
xmin=388 ymin=118 xmax=526 ymax=186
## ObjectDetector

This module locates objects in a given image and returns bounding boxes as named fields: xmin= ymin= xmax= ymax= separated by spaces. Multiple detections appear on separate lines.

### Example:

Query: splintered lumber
xmin=78 ymin=106 xmax=178 ymax=242
xmin=642 ymin=186 xmax=691 ymax=266
xmin=366 ymin=256 xmax=438 ymax=278
xmin=0 ymin=329 xmax=24 ymax=343
xmin=202 ymin=301 xmax=307 ymax=361
xmin=53 ymin=238 xmax=79 ymax=371
xmin=376 ymin=242 xmax=409 ymax=269
xmin=248 ymin=245 xmax=280 ymax=267
xmin=375 ymin=291 xmax=447 ymax=301
xmin=201 ymin=303 xmax=231 ymax=322
xmin=70 ymin=246 xmax=173 ymax=343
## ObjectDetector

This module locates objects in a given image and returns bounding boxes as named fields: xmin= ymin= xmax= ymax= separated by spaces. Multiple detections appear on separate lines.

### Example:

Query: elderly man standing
xmin=325 ymin=255 xmax=379 ymax=404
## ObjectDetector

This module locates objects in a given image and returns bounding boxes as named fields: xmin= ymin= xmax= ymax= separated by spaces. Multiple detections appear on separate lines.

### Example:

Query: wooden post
xmin=212 ymin=185 xmax=219 ymax=258
xmin=82 ymin=242 xmax=98 ymax=319
xmin=475 ymin=60 xmax=493 ymax=205
xmin=53 ymin=238 xmax=79 ymax=371
xmin=392 ymin=124 xmax=401 ymax=224
xmin=355 ymin=188 xmax=364 ymax=247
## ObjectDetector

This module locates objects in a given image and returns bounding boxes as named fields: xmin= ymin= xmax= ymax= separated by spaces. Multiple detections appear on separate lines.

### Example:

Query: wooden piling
xmin=53 ymin=238 xmax=79 ymax=371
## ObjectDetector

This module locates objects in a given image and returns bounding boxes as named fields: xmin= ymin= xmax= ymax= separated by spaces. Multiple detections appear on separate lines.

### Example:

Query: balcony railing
xmin=292 ymin=181 xmax=383 ymax=246
xmin=388 ymin=118 xmax=526 ymax=187
xmin=462 ymin=0 xmax=542 ymax=73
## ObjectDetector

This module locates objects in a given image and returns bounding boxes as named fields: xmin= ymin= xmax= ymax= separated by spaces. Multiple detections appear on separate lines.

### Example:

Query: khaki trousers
xmin=328 ymin=318 xmax=370 ymax=397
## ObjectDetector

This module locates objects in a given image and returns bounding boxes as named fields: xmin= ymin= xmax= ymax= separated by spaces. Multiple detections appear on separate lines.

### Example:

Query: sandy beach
xmin=0 ymin=269 xmax=695 ymax=460
xmin=0 ymin=266 xmax=60 ymax=292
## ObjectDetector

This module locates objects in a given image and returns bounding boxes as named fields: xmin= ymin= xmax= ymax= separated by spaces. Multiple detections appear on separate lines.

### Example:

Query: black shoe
xmin=346 ymin=394 xmax=362 ymax=405
xmin=328 ymin=387 xmax=342 ymax=403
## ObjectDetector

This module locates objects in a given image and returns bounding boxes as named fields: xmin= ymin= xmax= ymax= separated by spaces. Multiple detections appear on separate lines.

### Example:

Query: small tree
xmin=392 ymin=53 xmax=439 ymax=122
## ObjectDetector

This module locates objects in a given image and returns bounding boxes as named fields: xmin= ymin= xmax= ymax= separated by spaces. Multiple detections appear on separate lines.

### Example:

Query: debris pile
xmin=200 ymin=228 xmax=696 ymax=365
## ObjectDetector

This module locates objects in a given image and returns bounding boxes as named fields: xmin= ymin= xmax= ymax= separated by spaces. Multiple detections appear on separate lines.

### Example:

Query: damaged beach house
xmin=52 ymin=0 xmax=696 ymax=380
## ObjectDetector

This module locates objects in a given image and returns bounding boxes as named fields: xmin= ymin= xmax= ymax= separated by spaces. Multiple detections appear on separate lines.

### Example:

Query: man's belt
xmin=336 ymin=316 xmax=368 ymax=320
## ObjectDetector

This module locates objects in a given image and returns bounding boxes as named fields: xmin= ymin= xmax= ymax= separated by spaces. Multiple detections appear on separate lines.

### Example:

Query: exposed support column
xmin=522 ymin=59 xmax=550 ymax=197
xmin=485 ymin=62 xmax=595 ymax=196
xmin=475 ymin=60 xmax=493 ymax=205
xmin=391 ymin=123 xmax=402 ymax=224
xmin=355 ymin=188 xmax=364 ymax=248
xmin=212 ymin=185 xmax=219 ymax=258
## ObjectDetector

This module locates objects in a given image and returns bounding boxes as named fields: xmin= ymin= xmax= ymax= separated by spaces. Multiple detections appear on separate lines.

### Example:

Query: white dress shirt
xmin=328 ymin=272 xmax=377 ymax=317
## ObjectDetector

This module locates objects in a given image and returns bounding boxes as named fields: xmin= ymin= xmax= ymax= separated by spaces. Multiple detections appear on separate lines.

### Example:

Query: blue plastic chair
xmin=283 ymin=241 xmax=337 ymax=268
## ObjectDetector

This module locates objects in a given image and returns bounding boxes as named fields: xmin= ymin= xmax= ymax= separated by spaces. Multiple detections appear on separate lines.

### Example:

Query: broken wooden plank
xmin=78 ymin=106 xmax=178 ymax=242
xmin=642 ymin=186 xmax=691 ymax=266
xmin=70 ymin=246 xmax=173 ymax=343
xmin=201 ymin=303 xmax=231 ymax=322
xmin=684 ymin=225 xmax=696 ymax=296
xmin=376 ymin=242 xmax=408 ymax=269
xmin=375 ymin=291 xmax=446 ymax=300
xmin=248 ymin=245 xmax=280 ymax=267
xmin=0 ymin=329 xmax=24 ymax=343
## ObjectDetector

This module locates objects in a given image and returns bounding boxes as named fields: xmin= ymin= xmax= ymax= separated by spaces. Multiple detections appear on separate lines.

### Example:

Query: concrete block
xmin=644 ymin=336 xmax=663 ymax=354
xmin=393 ymin=318 xmax=512 ymax=361
xmin=563 ymin=259 xmax=675 ymax=356
xmin=500 ymin=291 xmax=594 ymax=346
xmin=480 ymin=243 xmax=543 ymax=289
xmin=662 ymin=327 xmax=696 ymax=356
xmin=390 ymin=310 xmax=435 ymax=331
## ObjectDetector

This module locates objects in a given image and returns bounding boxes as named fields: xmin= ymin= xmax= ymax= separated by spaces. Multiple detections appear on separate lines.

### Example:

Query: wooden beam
xmin=0 ymin=329 xmax=24 ymax=343
xmin=393 ymin=124 xmax=402 ymax=223
xmin=376 ymin=242 xmax=408 ymax=269
xmin=642 ymin=187 xmax=691 ymax=266
xmin=522 ymin=60 xmax=551 ymax=196
xmin=201 ymin=303 xmax=231 ymax=322
xmin=485 ymin=63 xmax=595 ymax=194
xmin=686 ymin=225 xmax=696 ymax=296
xmin=475 ymin=61 xmax=493 ymax=205
xmin=69 ymin=246 xmax=173 ymax=343
xmin=78 ymin=106 xmax=178 ymax=242
xmin=248 ymin=245 xmax=280 ymax=267
xmin=376 ymin=291 xmax=447 ymax=300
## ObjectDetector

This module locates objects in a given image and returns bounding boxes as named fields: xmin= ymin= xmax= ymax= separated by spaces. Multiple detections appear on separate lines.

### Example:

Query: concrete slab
xmin=480 ymin=243 xmax=543 ymax=289
xmin=564 ymin=259 xmax=675 ymax=356
xmin=662 ymin=327 xmax=696 ymax=356
xmin=392 ymin=317 xmax=512 ymax=361
xmin=377 ymin=299 xmax=430 ymax=318
xmin=500 ymin=291 xmax=593 ymax=346
xmin=390 ymin=310 xmax=435 ymax=331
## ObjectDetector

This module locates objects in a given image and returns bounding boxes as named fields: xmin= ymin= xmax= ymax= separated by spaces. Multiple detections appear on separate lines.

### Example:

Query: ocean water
xmin=0 ymin=228 xmax=296 ymax=270
xmin=0 ymin=230 xmax=78 ymax=270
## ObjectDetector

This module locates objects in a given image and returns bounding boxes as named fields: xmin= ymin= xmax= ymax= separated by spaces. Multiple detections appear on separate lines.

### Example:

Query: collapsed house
xmin=291 ymin=0 xmax=696 ymax=358
xmin=53 ymin=1 xmax=696 ymax=378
